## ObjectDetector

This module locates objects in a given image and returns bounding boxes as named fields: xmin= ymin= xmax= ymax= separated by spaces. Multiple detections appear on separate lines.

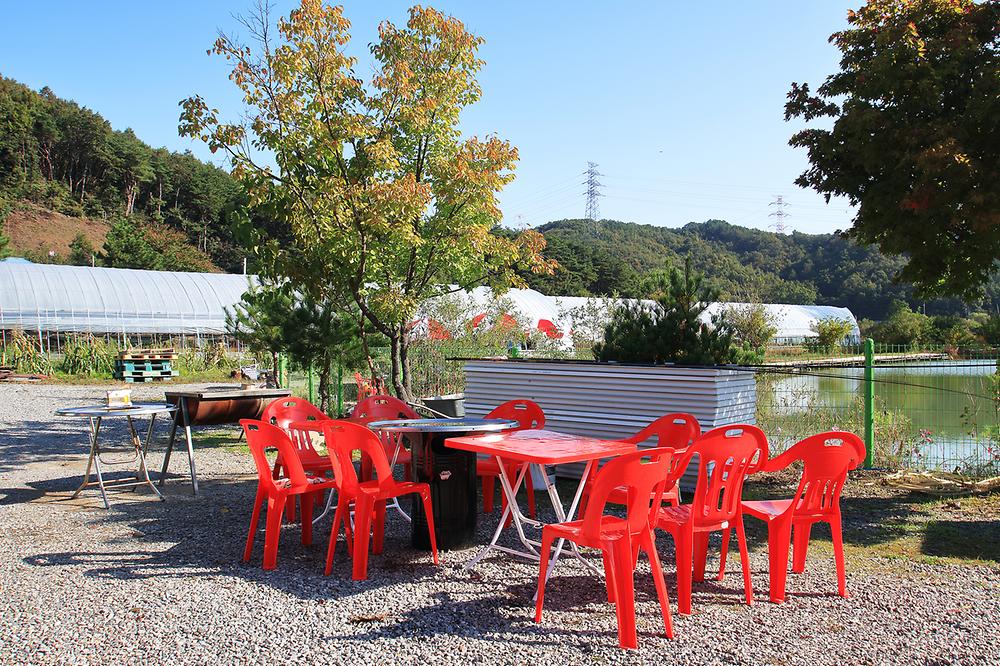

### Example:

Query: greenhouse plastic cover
xmin=0 ymin=260 xmax=253 ymax=334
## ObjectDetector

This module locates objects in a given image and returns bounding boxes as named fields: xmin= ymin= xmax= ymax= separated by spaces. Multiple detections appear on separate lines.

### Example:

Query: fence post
xmin=307 ymin=363 xmax=315 ymax=404
xmin=863 ymin=338 xmax=875 ymax=468
xmin=336 ymin=362 xmax=343 ymax=416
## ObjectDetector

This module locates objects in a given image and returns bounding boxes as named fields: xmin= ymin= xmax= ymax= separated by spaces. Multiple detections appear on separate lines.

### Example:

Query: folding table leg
xmin=463 ymin=458 xmax=533 ymax=571
xmin=540 ymin=460 xmax=603 ymax=586
xmin=158 ymin=405 xmax=181 ymax=487
xmin=72 ymin=416 xmax=101 ymax=501
xmin=90 ymin=417 xmax=111 ymax=510
xmin=135 ymin=414 xmax=165 ymax=501
xmin=180 ymin=400 xmax=198 ymax=494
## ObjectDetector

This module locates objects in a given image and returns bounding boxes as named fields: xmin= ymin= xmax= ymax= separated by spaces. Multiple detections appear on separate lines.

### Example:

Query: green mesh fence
xmin=758 ymin=342 xmax=1000 ymax=477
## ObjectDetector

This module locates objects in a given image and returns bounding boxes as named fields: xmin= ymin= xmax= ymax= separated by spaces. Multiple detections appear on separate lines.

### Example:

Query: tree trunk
xmin=399 ymin=328 xmax=413 ymax=399
xmin=318 ymin=360 xmax=332 ymax=413
xmin=389 ymin=334 xmax=408 ymax=401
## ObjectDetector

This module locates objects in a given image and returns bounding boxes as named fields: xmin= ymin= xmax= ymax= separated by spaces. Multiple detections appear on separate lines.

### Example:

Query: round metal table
xmin=55 ymin=403 xmax=176 ymax=509
xmin=368 ymin=418 xmax=518 ymax=550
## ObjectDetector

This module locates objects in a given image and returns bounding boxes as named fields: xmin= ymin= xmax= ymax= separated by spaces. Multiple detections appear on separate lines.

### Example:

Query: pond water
xmin=759 ymin=359 xmax=1000 ymax=473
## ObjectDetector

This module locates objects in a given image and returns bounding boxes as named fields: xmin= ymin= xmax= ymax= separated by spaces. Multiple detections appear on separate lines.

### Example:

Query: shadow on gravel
xmin=20 ymin=476 xmax=454 ymax=600
xmin=322 ymin=588 xmax=633 ymax=648
xmin=922 ymin=520 xmax=1000 ymax=562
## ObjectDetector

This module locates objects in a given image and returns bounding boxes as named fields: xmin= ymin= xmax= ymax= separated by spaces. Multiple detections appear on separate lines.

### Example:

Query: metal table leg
xmin=128 ymin=414 xmax=164 ymax=502
xmin=158 ymin=404 xmax=181 ymax=487
xmin=180 ymin=399 xmax=198 ymax=494
xmin=71 ymin=416 xmax=108 ymax=509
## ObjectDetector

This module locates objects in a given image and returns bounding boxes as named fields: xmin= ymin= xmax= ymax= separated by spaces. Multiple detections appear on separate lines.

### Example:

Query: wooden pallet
xmin=117 ymin=360 xmax=174 ymax=371
xmin=119 ymin=348 xmax=177 ymax=361
xmin=119 ymin=375 xmax=176 ymax=383
xmin=116 ymin=369 xmax=179 ymax=378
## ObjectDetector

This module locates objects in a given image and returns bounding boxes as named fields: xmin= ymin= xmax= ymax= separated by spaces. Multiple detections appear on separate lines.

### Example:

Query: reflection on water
xmin=762 ymin=360 xmax=1000 ymax=472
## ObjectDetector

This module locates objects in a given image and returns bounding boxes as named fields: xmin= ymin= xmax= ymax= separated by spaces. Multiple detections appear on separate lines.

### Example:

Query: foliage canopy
xmin=785 ymin=0 xmax=1000 ymax=300
xmin=180 ymin=1 xmax=553 ymax=399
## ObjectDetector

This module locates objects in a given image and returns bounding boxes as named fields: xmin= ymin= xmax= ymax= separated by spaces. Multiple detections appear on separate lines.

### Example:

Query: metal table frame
xmin=445 ymin=430 xmax=636 ymax=589
xmin=158 ymin=388 xmax=292 ymax=494
xmin=56 ymin=404 xmax=175 ymax=509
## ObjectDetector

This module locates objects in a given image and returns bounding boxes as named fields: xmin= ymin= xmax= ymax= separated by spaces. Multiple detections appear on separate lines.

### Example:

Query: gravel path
xmin=1 ymin=383 xmax=997 ymax=665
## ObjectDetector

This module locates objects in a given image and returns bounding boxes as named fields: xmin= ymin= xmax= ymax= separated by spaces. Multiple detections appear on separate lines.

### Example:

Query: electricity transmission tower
xmin=768 ymin=195 xmax=791 ymax=233
xmin=583 ymin=162 xmax=604 ymax=222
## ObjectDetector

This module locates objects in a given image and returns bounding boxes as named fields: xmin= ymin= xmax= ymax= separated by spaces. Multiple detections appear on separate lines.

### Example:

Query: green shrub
xmin=0 ymin=329 xmax=53 ymax=374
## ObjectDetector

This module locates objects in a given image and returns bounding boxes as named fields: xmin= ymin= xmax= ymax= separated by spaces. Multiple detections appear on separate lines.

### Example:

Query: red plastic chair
xmin=742 ymin=431 xmax=865 ymax=603
xmin=240 ymin=420 xmax=337 ymax=570
xmin=535 ymin=448 xmax=676 ymax=650
xmin=478 ymin=399 xmax=545 ymax=521
xmin=262 ymin=396 xmax=331 ymax=478
xmin=352 ymin=395 xmax=418 ymax=481
xmin=579 ymin=413 xmax=700 ymax=514
xmin=261 ymin=396 xmax=332 ymax=521
xmin=656 ymin=424 xmax=768 ymax=615
xmin=319 ymin=419 xmax=439 ymax=581
xmin=354 ymin=371 xmax=386 ymax=402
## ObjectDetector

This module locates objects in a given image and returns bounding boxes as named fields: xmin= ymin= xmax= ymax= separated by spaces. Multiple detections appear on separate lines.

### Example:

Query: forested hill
xmin=523 ymin=219 xmax=993 ymax=319
xmin=0 ymin=75 xmax=242 ymax=272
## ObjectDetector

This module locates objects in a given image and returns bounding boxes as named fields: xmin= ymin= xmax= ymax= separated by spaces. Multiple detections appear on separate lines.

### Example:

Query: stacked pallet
xmin=114 ymin=348 xmax=179 ymax=383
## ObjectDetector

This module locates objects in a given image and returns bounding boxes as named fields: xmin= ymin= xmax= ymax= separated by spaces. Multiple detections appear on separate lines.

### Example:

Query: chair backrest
xmin=671 ymin=424 xmax=768 ymax=529
xmin=352 ymin=394 xmax=419 ymax=421
xmin=240 ymin=419 xmax=309 ymax=493
xmin=486 ymin=399 xmax=545 ymax=430
xmin=319 ymin=419 xmax=395 ymax=494
xmin=582 ymin=447 xmax=674 ymax=542
xmin=262 ymin=396 xmax=328 ymax=430
xmin=772 ymin=431 xmax=866 ymax=519
xmin=623 ymin=412 xmax=699 ymax=448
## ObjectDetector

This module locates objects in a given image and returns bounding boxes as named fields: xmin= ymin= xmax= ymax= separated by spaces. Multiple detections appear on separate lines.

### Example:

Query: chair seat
xmin=657 ymin=504 xmax=730 ymax=532
xmin=604 ymin=483 xmax=680 ymax=505
xmin=545 ymin=515 xmax=630 ymax=548
xmin=741 ymin=499 xmax=793 ymax=520
xmin=354 ymin=479 xmax=428 ymax=501
xmin=477 ymin=457 xmax=503 ymax=476
xmin=275 ymin=475 xmax=337 ymax=492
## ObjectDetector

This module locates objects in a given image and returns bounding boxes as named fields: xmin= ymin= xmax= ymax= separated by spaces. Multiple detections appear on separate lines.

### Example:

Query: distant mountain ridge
xmin=523 ymin=218 xmax=990 ymax=319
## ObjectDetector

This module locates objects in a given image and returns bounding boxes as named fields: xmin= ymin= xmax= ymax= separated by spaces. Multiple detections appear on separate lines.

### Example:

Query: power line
xmin=583 ymin=162 xmax=604 ymax=222
xmin=768 ymin=195 xmax=791 ymax=234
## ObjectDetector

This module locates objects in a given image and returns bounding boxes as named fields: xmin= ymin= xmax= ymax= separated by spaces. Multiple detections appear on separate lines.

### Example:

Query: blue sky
xmin=1 ymin=1 xmax=858 ymax=234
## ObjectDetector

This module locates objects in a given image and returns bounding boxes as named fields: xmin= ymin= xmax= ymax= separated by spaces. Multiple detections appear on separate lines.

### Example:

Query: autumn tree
xmin=786 ymin=0 xmax=1000 ymax=300
xmin=180 ymin=1 xmax=552 ymax=399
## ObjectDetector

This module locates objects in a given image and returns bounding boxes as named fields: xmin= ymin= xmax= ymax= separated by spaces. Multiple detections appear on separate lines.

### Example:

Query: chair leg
xmin=404 ymin=462 xmax=412 ymax=482
xmin=792 ymin=522 xmax=812 ymax=573
xmin=352 ymin=496 xmax=374 ymax=581
xmin=534 ymin=529 xmax=557 ymax=622
xmin=674 ymin=529 xmax=694 ymax=615
xmin=612 ymin=536 xmax=638 ymax=650
xmin=641 ymin=530 xmax=674 ymax=640
xmin=243 ymin=487 xmax=265 ymax=562
xmin=420 ymin=489 xmax=439 ymax=565
xmin=830 ymin=514 xmax=848 ymax=598
xmin=262 ymin=495 xmax=287 ymax=571
xmin=482 ymin=475 xmax=495 ymax=513
xmin=325 ymin=500 xmax=348 ymax=575
xmin=693 ymin=531 xmax=710 ymax=582
xmin=768 ymin=519 xmax=791 ymax=603
xmin=601 ymin=547 xmax=618 ymax=603
xmin=735 ymin=516 xmax=754 ymax=606
xmin=717 ymin=527 xmax=732 ymax=581
xmin=287 ymin=495 xmax=297 ymax=522
xmin=300 ymin=492 xmax=314 ymax=546
xmin=372 ymin=500 xmax=387 ymax=554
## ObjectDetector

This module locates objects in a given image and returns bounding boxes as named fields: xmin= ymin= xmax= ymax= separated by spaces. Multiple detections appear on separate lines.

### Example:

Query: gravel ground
xmin=1 ymin=382 xmax=998 ymax=665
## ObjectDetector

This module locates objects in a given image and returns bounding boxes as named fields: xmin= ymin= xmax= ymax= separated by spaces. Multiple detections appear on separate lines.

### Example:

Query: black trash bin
xmin=410 ymin=431 xmax=477 ymax=550
xmin=367 ymin=418 xmax=518 ymax=551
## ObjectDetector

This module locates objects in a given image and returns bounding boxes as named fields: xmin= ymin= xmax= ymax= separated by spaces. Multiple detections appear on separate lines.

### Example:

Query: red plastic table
xmin=446 ymin=428 xmax=636 ymax=576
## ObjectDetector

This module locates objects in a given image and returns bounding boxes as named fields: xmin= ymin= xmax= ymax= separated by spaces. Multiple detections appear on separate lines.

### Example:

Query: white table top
xmin=55 ymin=403 xmax=177 ymax=418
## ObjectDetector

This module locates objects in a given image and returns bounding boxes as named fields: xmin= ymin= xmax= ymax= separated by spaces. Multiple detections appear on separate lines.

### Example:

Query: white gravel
xmin=0 ymin=382 xmax=997 ymax=665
